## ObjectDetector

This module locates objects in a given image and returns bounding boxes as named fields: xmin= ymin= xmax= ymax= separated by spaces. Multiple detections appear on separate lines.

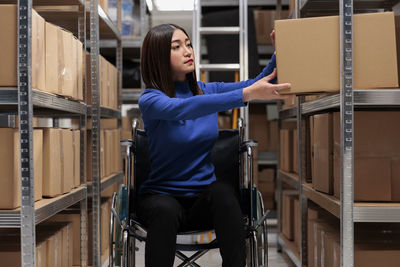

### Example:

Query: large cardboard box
xmin=258 ymin=168 xmax=275 ymax=197
xmin=253 ymin=10 xmax=289 ymax=44
xmin=293 ymin=197 xmax=300 ymax=253
xmin=60 ymin=29 xmax=74 ymax=98
xmin=333 ymin=111 xmax=400 ymax=201
xmin=43 ymin=128 xmax=62 ymax=197
xmin=280 ymin=129 xmax=293 ymax=172
xmin=0 ymin=6 xmax=46 ymax=91
xmin=275 ymin=12 xmax=400 ymax=94
xmin=0 ymin=129 xmax=43 ymax=209
xmin=312 ymin=113 xmax=333 ymax=194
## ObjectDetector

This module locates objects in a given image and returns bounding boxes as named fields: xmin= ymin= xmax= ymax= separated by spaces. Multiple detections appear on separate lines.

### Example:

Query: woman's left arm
xmin=204 ymin=54 xmax=276 ymax=94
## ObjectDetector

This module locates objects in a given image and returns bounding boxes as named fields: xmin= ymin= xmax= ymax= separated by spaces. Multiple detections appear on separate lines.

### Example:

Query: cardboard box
xmin=45 ymin=22 xmax=61 ymax=94
xmin=49 ymin=212 xmax=92 ymax=266
xmin=249 ymin=103 xmax=269 ymax=151
xmin=310 ymin=116 xmax=314 ymax=181
xmin=253 ymin=10 xmax=289 ymax=44
xmin=73 ymin=130 xmax=81 ymax=188
xmin=267 ymin=120 xmax=278 ymax=152
xmin=0 ymin=129 xmax=43 ymax=209
xmin=258 ymin=168 xmax=275 ymax=196
xmin=61 ymin=129 xmax=74 ymax=193
xmin=333 ymin=111 xmax=400 ymax=201
xmin=104 ymin=130 xmax=113 ymax=176
xmin=280 ymin=129 xmax=293 ymax=172
xmin=313 ymin=113 xmax=333 ymax=194
xmin=77 ymin=39 xmax=84 ymax=101
xmin=293 ymin=129 xmax=298 ymax=174
xmin=43 ymin=128 xmax=62 ymax=197
xmin=87 ymin=118 xmax=118 ymax=130
xmin=282 ymin=190 xmax=297 ymax=240
xmin=0 ymin=6 xmax=46 ymax=91
xmin=275 ymin=12 xmax=399 ymax=94
xmin=60 ymin=29 xmax=74 ymax=98
xmin=293 ymin=197 xmax=300 ymax=253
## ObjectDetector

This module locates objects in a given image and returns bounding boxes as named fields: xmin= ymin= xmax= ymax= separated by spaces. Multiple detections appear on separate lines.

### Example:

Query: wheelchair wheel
xmin=246 ymin=190 xmax=268 ymax=267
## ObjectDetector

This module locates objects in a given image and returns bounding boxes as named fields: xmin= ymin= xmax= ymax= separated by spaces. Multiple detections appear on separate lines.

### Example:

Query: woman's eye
xmin=187 ymin=43 xmax=193 ymax=48
xmin=172 ymin=46 xmax=179 ymax=50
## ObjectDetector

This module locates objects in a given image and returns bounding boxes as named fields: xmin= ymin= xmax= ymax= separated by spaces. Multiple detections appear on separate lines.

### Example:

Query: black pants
xmin=137 ymin=180 xmax=246 ymax=267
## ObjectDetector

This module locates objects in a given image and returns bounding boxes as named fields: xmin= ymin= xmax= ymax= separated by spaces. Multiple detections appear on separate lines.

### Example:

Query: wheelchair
xmin=110 ymin=118 xmax=270 ymax=267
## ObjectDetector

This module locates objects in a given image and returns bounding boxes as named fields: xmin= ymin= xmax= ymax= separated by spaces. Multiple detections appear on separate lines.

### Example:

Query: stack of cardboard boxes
xmin=86 ymin=54 xmax=119 ymax=110
xmin=0 ymin=223 xmax=73 ymax=267
xmin=0 ymin=123 xmax=81 ymax=210
xmin=0 ymin=5 xmax=84 ymax=101
xmin=276 ymin=10 xmax=400 ymax=265
xmin=87 ymin=118 xmax=122 ymax=182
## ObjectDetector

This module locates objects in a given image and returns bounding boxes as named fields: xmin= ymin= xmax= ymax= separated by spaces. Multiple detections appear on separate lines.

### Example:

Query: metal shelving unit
xmin=87 ymin=172 xmax=124 ymax=194
xmin=0 ymin=0 xmax=90 ymax=266
xmin=276 ymin=1 xmax=400 ymax=266
xmin=0 ymin=186 xmax=87 ymax=228
xmin=89 ymin=0 xmax=123 ymax=265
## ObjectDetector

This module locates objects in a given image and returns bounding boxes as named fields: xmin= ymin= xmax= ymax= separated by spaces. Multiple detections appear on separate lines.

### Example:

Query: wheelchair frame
xmin=110 ymin=118 xmax=270 ymax=267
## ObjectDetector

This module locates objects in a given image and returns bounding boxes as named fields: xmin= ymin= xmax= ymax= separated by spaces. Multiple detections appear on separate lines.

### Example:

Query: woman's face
xmin=170 ymin=29 xmax=195 ymax=82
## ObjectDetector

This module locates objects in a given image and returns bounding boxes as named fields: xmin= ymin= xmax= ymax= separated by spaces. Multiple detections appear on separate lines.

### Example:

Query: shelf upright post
xmin=78 ymin=1 xmax=89 ymax=266
xmin=90 ymin=0 xmax=102 ymax=265
xmin=18 ymin=0 xmax=35 ymax=266
xmin=239 ymin=0 xmax=249 ymax=142
xmin=297 ymin=97 xmax=308 ymax=267
xmin=117 ymin=0 xmax=123 ymax=109
xmin=339 ymin=0 xmax=354 ymax=265
xmin=276 ymin=101 xmax=283 ymax=253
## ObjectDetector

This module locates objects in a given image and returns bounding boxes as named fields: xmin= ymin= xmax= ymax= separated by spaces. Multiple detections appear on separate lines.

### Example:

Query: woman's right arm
xmin=139 ymin=88 xmax=246 ymax=121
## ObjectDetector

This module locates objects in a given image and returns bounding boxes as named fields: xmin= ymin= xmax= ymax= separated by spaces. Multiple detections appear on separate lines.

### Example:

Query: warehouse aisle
xmin=132 ymin=224 xmax=294 ymax=267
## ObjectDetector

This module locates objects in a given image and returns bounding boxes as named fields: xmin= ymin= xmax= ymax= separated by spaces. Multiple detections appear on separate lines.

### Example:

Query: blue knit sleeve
xmin=199 ymin=54 xmax=276 ymax=94
xmin=139 ymin=88 xmax=246 ymax=121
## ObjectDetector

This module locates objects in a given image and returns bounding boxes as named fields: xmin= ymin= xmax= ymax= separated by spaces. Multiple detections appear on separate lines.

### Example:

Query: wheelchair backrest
xmin=132 ymin=129 xmax=241 ymax=211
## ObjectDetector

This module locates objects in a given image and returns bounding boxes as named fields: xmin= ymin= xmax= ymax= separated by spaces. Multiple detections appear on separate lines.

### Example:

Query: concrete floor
xmin=132 ymin=225 xmax=295 ymax=267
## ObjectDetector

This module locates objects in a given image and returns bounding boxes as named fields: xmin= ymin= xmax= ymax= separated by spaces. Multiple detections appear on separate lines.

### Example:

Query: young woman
xmin=138 ymin=23 xmax=291 ymax=267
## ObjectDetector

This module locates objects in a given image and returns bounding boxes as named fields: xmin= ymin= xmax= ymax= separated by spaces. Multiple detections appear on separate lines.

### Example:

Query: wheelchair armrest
xmin=240 ymin=140 xmax=258 ymax=154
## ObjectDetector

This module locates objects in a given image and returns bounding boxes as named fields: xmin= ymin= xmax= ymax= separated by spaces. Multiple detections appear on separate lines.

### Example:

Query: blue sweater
xmin=138 ymin=55 xmax=276 ymax=196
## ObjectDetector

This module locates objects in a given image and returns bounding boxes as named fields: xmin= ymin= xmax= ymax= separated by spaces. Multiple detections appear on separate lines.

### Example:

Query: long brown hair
xmin=141 ymin=24 xmax=203 ymax=98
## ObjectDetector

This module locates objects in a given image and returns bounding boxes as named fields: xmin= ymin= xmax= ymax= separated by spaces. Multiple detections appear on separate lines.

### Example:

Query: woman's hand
xmin=242 ymin=69 xmax=292 ymax=102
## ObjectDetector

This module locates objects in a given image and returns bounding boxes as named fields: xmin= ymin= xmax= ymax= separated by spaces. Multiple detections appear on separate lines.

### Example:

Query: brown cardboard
xmin=87 ymin=118 xmax=118 ymax=130
xmin=293 ymin=197 xmax=300 ymax=253
xmin=258 ymin=168 xmax=275 ymax=196
xmin=314 ymin=221 xmax=338 ymax=267
xmin=104 ymin=130 xmax=113 ymax=176
xmin=333 ymin=112 xmax=400 ymax=201
xmin=61 ymin=129 xmax=74 ymax=193
xmin=87 ymin=131 xmax=92 ymax=182
xmin=293 ymin=129 xmax=298 ymax=174
xmin=312 ymin=113 xmax=333 ymax=194
xmin=324 ymin=230 xmax=340 ymax=267
xmin=253 ymin=10 xmax=289 ymax=44
xmin=263 ymin=196 xmax=275 ymax=210
xmin=0 ymin=129 xmax=42 ymax=209
xmin=77 ymin=39 xmax=84 ymax=101
xmin=73 ymin=130 xmax=80 ymax=188
xmin=60 ymin=29 xmax=74 ymax=98
xmin=249 ymin=103 xmax=269 ymax=151
xmin=267 ymin=120 xmax=278 ymax=152
xmin=49 ymin=212 xmax=92 ymax=266
xmin=45 ymin=22 xmax=61 ymax=94
xmin=43 ymin=128 xmax=62 ymax=197
xmin=310 ymin=116 xmax=314 ymax=181
xmin=282 ymin=190 xmax=297 ymax=240
xmin=0 ymin=6 xmax=46 ymax=91
xmin=355 ymin=245 xmax=400 ymax=267
xmin=280 ymin=129 xmax=293 ymax=172
xmin=101 ymin=130 xmax=106 ymax=178
xmin=276 ymin=12 xmax=399 ymax=94
xmin=392 ymin=158 xmax=400 ymax=201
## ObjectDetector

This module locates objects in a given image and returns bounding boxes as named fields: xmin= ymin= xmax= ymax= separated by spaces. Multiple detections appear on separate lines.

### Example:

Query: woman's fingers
xmin=273 ymin=83 xmax=291 ymax=91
